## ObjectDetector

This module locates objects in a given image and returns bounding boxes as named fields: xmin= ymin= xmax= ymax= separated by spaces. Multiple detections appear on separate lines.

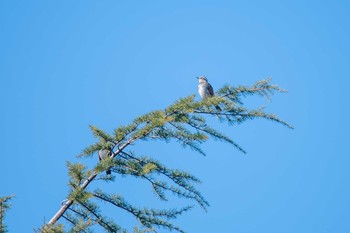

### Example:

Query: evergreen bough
xmin=0 ymin=195 xmax=14 ymax=233
xmin=39 ymin=78 xmax=292 ymax=233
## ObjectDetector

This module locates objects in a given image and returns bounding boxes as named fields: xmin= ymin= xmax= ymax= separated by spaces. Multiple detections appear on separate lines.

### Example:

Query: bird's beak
xmin=196 ymin=77 xmax=199 ymax=79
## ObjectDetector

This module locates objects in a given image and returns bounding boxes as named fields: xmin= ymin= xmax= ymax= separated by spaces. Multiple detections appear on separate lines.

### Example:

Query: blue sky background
xmin=1 ymin=1 xmax=349 ymax=232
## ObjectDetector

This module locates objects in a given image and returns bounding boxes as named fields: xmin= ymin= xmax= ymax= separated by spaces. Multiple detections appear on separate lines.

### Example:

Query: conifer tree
xmin=0 ymin=195 xmax=14 ymax=233
xmin=40 ymin=78 xmax=292 ymax=233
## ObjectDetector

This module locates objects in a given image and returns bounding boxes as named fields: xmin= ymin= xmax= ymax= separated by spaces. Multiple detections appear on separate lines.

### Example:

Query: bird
xmin=197 ymin=76 xmax=221 ymax=110
xmin=98 ymin=149 xmax=112 ymax=175
xmin=197 ymin=76 xmax=215 ymax=99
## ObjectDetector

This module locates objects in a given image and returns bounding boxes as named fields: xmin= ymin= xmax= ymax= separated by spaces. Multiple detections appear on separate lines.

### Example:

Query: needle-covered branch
xmin=43 ymin=79 xmax=292 ymax=232
xmin=0 ymin=195 xmax=14 ymax=233
xmin=93 ymin=189 xmax=191 ymax=233
xmin=109 ymin=152 xmax=209 ymax=210
xmin=218 ymin=77 xmax=286 ymax=103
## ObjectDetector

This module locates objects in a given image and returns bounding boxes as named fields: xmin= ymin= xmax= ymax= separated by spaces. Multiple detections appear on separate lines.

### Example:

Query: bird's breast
xmin=198 ymin=84 xmax=207 ymax=99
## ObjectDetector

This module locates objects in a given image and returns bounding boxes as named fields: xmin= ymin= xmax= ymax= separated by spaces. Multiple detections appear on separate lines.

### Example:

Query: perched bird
xmin=98 ymin=149 xmax=112 ymax=175
xmin=197 ymin=76 xmax=221 ymax=110
xmin=197 ymin=76 xmax=215 ymax=99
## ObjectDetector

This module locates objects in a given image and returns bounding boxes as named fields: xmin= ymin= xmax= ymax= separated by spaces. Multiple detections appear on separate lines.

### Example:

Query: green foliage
xmin=43 ymin=79 xmax=292 ymax=232
xmin=0 ymin=195 xmax=14 ymax=233
xmin=89 ymin=125 xmax=114 ymax=143
xmin=67 ymin=218 xmax=94 ymax=233
xmin=36 ymin=224 xmax=65 ymax=233
xmin=67 ymin=162 xmax=89 ymax=187
xmin=217 ymin=78 xmax=287 ymax=103
xmin=78 ymin=143 xmax=102 ymax=158
xmin=110 ymin=152 xmax=209 ymax=210
xmin=94 ymin=156 xmax=114 ymax=174
xmin=93 ymin=189 xmax=191 ymax=233
xmin=114 ymin=123 xmax=138 ymax=143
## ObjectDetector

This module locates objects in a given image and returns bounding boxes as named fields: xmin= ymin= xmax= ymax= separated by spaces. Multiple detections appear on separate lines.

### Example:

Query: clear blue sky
xmin=1 ymin=1 xmax=349 ymax=232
